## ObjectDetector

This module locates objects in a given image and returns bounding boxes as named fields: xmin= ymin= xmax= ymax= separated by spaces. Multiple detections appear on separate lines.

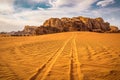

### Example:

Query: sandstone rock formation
xmin=35 ymin=26 xmax=60 ymax=35
xmin=23 ymin=25 xmax=37 ymax=35
xmin=10 ymin=16 xmax=119 ymax=36
xmin=43 ymin=16 xmax=111 ymax=32
xmin=109 ymin=26 xmax=119 ymax=33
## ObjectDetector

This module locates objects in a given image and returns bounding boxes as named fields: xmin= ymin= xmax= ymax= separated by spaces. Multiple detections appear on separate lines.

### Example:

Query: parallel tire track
xmin=29 ymin=35 xmax=73 ymax=80
xmin=69 ymin=44 xmax=74 ymax=80
xmin=69 ymin=34 xmax=83 ymax=80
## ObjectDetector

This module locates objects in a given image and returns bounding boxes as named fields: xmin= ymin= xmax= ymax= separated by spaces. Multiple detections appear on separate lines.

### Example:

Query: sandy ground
xmin=0 ymin=32 xmax=120 ymax=80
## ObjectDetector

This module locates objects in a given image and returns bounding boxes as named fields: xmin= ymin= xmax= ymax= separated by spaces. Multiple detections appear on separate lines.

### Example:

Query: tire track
xmin=0 ymin=56 xmax=21 ymax=80
xmin=29 ymin=35 xmax=73 ymax=80
xmin=70 ymin=45 xmax=79 ymax=80
xmin=69 ymin=34 xmax=83 ymax=80
xmin=69 ymin=45 xmax=74 ymax=80
xmin=86 ymin=45 xmax=98 ymax=60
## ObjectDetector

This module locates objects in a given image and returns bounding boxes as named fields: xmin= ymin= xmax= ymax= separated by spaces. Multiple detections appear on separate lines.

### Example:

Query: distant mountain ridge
xmin=1 ymin=16 xmax=119 ymax=36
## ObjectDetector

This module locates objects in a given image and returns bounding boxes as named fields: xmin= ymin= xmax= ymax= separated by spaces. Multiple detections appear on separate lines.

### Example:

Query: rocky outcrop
xmin=23 ymin=25 xmax=37 ymax=35
xmin=9 ymin=16 xmax=119 ymax=36
xmin=35 ymin=26 xmax=60 ymax=35
xmin=43 ymin=16 xmax=111 ymax=32
xmin=108 ymin=26 xmax=120 ymax=33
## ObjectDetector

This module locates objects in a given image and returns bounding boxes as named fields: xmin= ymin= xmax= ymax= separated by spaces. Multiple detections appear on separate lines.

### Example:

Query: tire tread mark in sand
xmin=82 ymin=44 xmax=114 ymax=68
xmin=29 ymin=47 xmax=60 ymax=80
xmin=81 ymin=63 xmax=114 ymax=68
xmin=97 ymin=44 xmax=113 ymax=59
xmin=73 ymin=34 xmax=83 ymax=80
xmin=85 ymin=46 xmax=92 ymax=60
xmin=0 ymin=55 xmax=22 ymax=80
xmin=69 ymin=44 xmax=74 ymax=80
xmin=86 ymin=45 xmax=98 ymax=60
xmin=97 ymin=43 xmax=111 ymax=54
xmin=69 ymin=34 xmax=83 ymax=80
xmin=29 ymin=35 xmax=73 ymax=80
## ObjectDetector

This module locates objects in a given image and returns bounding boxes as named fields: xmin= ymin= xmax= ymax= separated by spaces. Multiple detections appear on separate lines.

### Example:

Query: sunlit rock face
xmin=43 ymin=16 xmax=111 ymax=32
xmin=15 ymin=16 xmax=119 ymax=36
xmin=23 ymin=25 xmax=37 ymax=35
xmin=109 ymin=26 xmax=119 ymax=33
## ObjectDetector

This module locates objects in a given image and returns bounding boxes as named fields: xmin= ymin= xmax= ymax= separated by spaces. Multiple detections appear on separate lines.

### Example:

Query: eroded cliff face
xmin=43 ymin=16 xmax=110 ymax=32
xmin=23 ymin=25 xmax=37 ymax=35
xmin=13 ymin=16 xmax=119 ymax=36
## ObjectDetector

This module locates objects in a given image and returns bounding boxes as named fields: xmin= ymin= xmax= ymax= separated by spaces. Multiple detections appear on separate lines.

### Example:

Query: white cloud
xmin=106 ymin=18 xmax=120 ymax=28
xmin=97 ymin=0 xmax=115 ymax=7
xmin=0 ymin=20 xmax=23 ymax=32
xmin=53 ymin=0 xmax=97 ymax=8
xmin=0 ymin=0 xmax=15 ymax=14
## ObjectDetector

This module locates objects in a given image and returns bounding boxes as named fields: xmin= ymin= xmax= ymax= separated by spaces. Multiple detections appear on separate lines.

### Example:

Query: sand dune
xmin=0 ymin=32 xmax=120 ymax=80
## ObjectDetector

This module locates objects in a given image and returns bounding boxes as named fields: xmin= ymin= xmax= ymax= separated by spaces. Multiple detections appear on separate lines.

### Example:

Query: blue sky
xmin=0 ymin=0 xmax=120 ymax=32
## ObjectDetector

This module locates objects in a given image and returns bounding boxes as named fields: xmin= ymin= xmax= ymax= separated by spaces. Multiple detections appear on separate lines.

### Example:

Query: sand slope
xmin=0 ymin=32 xmax=120 ymax=80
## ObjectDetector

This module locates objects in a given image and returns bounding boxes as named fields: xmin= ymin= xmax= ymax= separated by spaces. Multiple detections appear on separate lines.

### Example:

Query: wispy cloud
xmin=97 ymin=0 xmax=115 ymax=7
xmin=0 ymin=0 xmax=14 ymax=14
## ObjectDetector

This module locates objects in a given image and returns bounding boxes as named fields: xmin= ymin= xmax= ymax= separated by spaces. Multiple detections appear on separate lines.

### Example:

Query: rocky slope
xmin=10 ymin=16 xmax=119 ymax=36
